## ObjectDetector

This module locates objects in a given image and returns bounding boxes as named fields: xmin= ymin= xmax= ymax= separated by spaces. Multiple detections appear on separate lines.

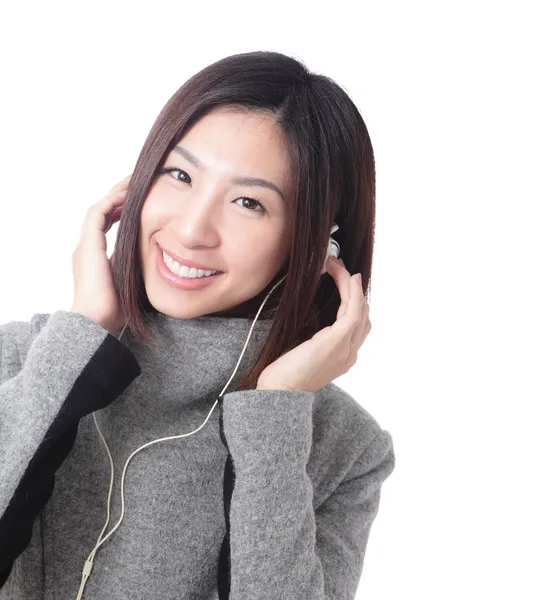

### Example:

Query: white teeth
xmin=162 ymin=251 xmax=219 ymax=278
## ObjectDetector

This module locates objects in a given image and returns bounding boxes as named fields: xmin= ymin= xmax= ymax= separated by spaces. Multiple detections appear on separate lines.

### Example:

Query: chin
xmin=146 ymin=294 xmax=201 ymax=319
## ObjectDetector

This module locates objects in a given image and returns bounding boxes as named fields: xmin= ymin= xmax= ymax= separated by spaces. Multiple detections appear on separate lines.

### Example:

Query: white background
xmin=1 ymin=1 xmax=532 ymax=598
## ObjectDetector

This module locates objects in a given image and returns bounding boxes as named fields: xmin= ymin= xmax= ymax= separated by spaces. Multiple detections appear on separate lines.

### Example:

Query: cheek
xmin=233 ymin=233 xmax=286 ymax=273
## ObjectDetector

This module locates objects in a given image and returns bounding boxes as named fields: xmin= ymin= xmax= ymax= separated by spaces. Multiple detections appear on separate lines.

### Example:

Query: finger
xmin=326 ymin=256 xmax=352 ymax=318
xmin=351 ymin=300 xmax=370 ymax=346
xmin=110 ymin=253 xmax=117 ymax=276
xmin=104 ymin=204 xmax=124 ymax=233
xmin=81 ymin=190 xmax=127 ymax=240
xmin=345 ymin=275 xmax=364 ymax=326
xmin=100 ymin=193 xmax=127 ymax=231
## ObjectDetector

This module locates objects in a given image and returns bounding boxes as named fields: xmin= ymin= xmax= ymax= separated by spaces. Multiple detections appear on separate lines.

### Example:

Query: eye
xmin=158 ymin=166 xmax=267 ymax=214
xmin=160 ymin=166 xmax=191 ymax=184
xmin=234 ymin=196 xmax=266 ymax=213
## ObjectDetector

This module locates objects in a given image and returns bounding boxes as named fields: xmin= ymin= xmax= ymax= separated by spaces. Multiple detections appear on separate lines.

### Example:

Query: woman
xmin=0 ymin=50 xmax=395 ymax=599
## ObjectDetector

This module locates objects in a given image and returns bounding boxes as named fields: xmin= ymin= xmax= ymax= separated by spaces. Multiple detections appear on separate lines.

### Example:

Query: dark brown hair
xmin=113 ymin=50 xmax=376 ymax=391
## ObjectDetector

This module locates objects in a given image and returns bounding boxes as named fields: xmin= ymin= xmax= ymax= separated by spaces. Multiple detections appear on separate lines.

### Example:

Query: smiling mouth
xmin=158 ymin=244 xmax=223 ymax=273
xmin=158 ymin=247 xmax=223 ymax=277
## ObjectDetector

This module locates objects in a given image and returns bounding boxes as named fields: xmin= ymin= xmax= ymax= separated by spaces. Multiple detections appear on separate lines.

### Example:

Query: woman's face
xmin=139 ymin=106 xmax=292 ymax=319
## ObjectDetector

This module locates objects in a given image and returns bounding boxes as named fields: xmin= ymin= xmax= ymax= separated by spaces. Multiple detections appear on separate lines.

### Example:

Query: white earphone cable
xmin=74 ymin=274 xmax=288 ymax=599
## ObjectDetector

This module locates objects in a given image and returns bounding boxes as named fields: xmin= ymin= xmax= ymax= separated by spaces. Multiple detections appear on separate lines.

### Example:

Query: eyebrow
xmin=171 ymin=145 xmax=286 ymax=203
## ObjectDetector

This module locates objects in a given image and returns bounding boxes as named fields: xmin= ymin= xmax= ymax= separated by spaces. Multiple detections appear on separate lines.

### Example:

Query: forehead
xmin=174 ymin=107 xmax=291 ymax=180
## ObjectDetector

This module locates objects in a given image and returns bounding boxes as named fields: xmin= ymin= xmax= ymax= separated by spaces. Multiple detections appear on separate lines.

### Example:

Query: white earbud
xmin=321 ymin=222 xmax=340 ymax=274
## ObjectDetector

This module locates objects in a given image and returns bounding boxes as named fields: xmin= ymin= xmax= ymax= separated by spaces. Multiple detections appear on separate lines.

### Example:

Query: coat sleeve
xmin=218 ymin=388 xmax=395 ymax=600
xmin=0 ymin=310 xmax=141 ymax=589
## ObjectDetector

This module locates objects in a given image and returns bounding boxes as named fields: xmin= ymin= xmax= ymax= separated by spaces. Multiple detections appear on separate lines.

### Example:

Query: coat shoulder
xmin=314 ymin=381 xmax=385 ymax=438
xmin=0 ymin=312 xmax=53 ymax=372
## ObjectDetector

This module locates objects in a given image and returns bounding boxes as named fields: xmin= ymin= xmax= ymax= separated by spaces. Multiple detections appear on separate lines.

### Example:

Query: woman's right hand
xmin=70 ymin=174 xmax=132 ymax=334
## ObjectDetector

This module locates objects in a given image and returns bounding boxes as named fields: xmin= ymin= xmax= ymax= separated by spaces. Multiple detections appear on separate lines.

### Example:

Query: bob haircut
xmin=113 ymin=50 xmax=376 ymax=392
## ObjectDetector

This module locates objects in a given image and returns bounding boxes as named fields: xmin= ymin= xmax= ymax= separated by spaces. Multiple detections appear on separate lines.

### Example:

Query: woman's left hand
xmin=256 ymin=256 xmax=372 ymax=392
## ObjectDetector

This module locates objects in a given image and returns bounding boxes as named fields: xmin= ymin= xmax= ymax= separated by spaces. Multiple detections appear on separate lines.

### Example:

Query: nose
xmin=169 ymin=192 xmax=221 ymax=247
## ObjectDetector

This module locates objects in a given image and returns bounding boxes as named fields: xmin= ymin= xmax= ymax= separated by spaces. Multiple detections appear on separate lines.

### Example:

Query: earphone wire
xmin=75 ymin=274 xmax=288 ymax=599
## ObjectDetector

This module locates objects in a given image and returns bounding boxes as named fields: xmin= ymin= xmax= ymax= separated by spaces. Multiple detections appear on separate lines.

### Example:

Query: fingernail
xmin=356 ymin=273 xmax=362 ymax=284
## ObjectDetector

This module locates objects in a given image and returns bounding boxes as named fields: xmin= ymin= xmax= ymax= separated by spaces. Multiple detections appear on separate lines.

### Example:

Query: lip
xmin=157 ymin=244 xmax=222 ymax=273
xmin=156 ymin=245 xmax=224 ymax=290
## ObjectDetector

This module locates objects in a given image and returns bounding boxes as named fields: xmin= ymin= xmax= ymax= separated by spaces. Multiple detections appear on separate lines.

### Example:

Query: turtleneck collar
xmin=121 ymin=311 xmax=275 ymax=407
